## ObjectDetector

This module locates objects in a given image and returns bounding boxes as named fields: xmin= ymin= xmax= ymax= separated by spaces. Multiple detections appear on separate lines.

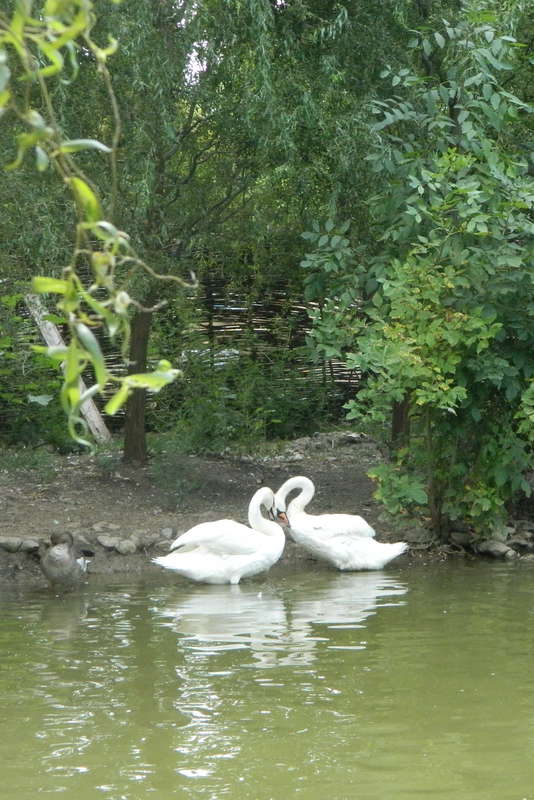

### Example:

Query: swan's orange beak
xmin=276 ymin=511 xmax=289 ymax=525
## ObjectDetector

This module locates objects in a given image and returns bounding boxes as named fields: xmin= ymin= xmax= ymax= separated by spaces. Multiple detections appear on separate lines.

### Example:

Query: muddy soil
xmin=0 ymin=432 xmax=439 ymax=586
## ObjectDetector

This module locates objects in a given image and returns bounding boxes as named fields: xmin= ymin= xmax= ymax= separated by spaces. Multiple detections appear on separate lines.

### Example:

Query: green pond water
xmin=1 ymin=561 xmax=534 ymax=799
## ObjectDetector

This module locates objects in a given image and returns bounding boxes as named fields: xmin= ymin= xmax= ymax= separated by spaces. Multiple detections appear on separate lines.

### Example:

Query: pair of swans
xmin=153 ymin=477 xmax=407 ymax=584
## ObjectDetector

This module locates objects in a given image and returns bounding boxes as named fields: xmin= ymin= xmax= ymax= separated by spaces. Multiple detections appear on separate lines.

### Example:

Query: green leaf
xmin=372 ymin=292 xmax=383 ymax=308
xmin=0 ymin=88 xmax=11 ymax=111
xmin=0 ymin=63 xmax=10 ymax=92
xmin=105 ymin=361 xmax=181 ymax=415
xmin=409 ymin=487 xmax=428 ymax=504
xmin=57 ymin=138 xmax=112 ymax=154
xmin=104 ymin=384 xmax=131 ymax=416
xmin=434 ymin=32 xmax=445 ymax=49
xmin=60 ymin=345 xmax=83 ymax=416
xmin=43 ymin=313 xmax=66 ymax=324
xmin=32 ymin=345 xmax=68 ymax=361
xmin=48 ymin=9 xmax=88 ymax=51
xmin=35 ymin=146 xmax=49 ymax=171
xmin=92 ymin=34 xmax=119 ymax=64
xmin=124 ymin=360 xmax=181 ymax=392
xmin=9 ymin=4 xmax=26 ymax=45
xmin=27 ymin=394 xmax=54 ymax=406
xmin=68 ymin=177 xmax=102 ymax=222
xmin=480 ymin=48 xmax=512 ymax=71
xmin=75 ymin=322 xmax=108 ymax=388
xmin=29 ymin=40 xmax=64 ymax=79
xmin=464 ymin=72 xmax=484 ymax=87
xmin=32 ymin=276 xmax=69 ymax=294
xmin=6 ymin=131 xmax=41 ymax=170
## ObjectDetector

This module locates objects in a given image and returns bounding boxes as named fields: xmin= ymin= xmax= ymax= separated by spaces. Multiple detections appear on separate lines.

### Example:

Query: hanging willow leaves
xmin=0 ymin=0 xmax=190 ymax=448
xmin=104 ymin=361 xmax=182 ymax=416
xmin=68 ymin=177 xmax=102 ymax=223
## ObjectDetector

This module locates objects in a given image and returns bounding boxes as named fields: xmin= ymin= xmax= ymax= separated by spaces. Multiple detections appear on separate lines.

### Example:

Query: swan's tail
xmin=379 ymin=541 xmax=408 ymax=567
xmin=359 ymin=540 xmax=408 ymax=570
xmin=152 ymin=553 xmax=192 ymax=571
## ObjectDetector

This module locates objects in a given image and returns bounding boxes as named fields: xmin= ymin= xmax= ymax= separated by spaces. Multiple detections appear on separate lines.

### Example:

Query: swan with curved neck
xmin=274 ymin=476 xmax=407 ymax=571
xmin=275 ymin=476 xmax=376 ymax=537
xmin=152 ymin=487 xmax=286 ymax=584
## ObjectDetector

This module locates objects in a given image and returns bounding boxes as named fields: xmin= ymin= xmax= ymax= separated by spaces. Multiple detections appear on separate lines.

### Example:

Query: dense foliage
xmin=309 ymin=2 xmax=534 ymax=537
xmin=1 ymin=0 xmax=184 ymax=447
xmin=2 ymin=0 xmax=533 ymax=539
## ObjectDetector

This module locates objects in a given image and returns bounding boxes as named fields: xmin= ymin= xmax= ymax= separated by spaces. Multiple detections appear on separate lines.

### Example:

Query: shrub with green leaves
xmin=0 ymin=293 xmax=74 ymax=450
xmin=308 ymin=4 xmax=534 ymax=538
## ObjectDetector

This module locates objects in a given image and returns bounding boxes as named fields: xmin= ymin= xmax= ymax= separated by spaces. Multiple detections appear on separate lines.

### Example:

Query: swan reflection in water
xmin=156 ymin=572 xmax=407 ymax=667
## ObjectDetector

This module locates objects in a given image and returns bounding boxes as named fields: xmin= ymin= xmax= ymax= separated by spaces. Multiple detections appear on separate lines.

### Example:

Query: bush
xmin=0 ymin=294 xmax=78 ymax=451
xmin=149 ymin=345 xmax=342 ymax=453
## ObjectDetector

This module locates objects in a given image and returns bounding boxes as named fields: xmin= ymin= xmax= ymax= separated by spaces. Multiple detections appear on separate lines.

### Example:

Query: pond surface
xmin=1 ymin=561 xmax=534 ymax=799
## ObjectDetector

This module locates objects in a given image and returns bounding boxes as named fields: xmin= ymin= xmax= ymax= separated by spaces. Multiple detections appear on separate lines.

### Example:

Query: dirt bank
xmin=0 ymin=432 xmax=442 ymax=586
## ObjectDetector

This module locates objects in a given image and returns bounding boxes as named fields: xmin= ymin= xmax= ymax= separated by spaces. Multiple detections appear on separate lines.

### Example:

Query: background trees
xmin=2 ymin=0 xmax=533 ymax=539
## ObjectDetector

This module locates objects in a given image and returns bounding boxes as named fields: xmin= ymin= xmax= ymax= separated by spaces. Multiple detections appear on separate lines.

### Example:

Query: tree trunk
xmin=122 ymin=310 xmax=152 ymax=463
xmin=391 ymin=395 xmax=411 ymax=451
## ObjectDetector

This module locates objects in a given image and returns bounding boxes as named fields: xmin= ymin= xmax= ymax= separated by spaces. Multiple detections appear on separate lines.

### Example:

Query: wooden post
xmin=25 ymin=293 xmax=112 ymax=444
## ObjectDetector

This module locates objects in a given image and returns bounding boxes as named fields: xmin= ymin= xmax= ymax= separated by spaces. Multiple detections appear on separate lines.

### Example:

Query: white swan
xmin=152 ymin=487 xmax=286 ymax=584
xmin=274 ymin=475 xmax=408 ymax=571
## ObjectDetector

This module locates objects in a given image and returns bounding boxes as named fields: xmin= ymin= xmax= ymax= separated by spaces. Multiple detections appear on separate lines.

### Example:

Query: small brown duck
xmin=39 ymin=531 xmax=93 ymax=589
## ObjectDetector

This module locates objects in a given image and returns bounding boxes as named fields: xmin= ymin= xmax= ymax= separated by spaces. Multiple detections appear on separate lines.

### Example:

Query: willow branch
xmin=99 ymin=62 xmax=122 ymax=221
xmin=118 ymin=256 xmax=198 ymax=288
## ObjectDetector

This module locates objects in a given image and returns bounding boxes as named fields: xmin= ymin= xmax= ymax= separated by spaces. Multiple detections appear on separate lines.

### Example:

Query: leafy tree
xmin=309 ymin=1 xmax=534 ymax=538
xmin=40 ymin=0 xmax=413 ymax=458
xmin=2 ymin=0 xmax=484 ymax=464
xmin=1 ymin=0 xmax=185 ymax=450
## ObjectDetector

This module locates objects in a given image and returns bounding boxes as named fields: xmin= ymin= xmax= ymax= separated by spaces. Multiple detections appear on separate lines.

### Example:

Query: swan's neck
xmin=248 ymin=492 xmax=281 ymax=537
xmin=281 ymin=477 xmax=315 ymax=514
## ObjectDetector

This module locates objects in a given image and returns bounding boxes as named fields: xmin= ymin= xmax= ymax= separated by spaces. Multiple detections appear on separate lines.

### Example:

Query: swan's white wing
xmin=170 ymin=519 xmax=263 ymax=556
xmin=303 ymin=513 xmax=376 ymax=539
xmin=326 ymin=535 xmax=408 ymax=569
